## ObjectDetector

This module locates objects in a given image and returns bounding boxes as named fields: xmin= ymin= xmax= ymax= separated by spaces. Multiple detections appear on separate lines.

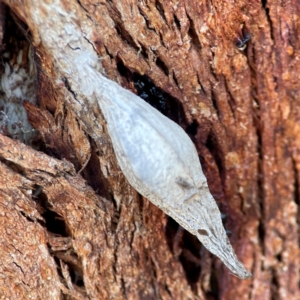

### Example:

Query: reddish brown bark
xmin=0 ymin=0 xmax=300 ymax=299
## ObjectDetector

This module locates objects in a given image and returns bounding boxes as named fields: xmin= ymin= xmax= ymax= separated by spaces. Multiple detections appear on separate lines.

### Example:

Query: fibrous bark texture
xmin=0 ymin=0 xmax=299 ymax=299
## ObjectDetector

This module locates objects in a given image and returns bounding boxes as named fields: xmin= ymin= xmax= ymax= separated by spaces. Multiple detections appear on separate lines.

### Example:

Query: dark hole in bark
xmin=271 ymin=269 xmax=279 ymax=300
xmin=174 ymin=14 xmax=181 ymax=31
xmin=133 ymin=73 xmax=186 ymax=124
xmin=292 ymin=157 xmax=300 ymax=206
xmin=19 ymin=211 xmax=35 ymax=223
xmin=6 ymin=6 xmax=31 ymax=42
xmin=36 ymin=191 xmax=69 ymax=237
xmin=116 ymin=60 xmax=187 ymax=126
xmin=114 ymin=22 xmax=139 ymax=52
xmin=83 ymin=143 xmax=114 ymax=201
xmin=226 ymin=88 xmax=237 ymax=115
xmin=211 ymin=90 xmax=220 ymax=119
xmin=164 ymin=283 xmax=172 ymax=296
xmin=156 ymin=56 xmax=169 ymax=76
xmin=165 ymin=217 xmax=181 ymax=253
xmin=110 ymin=194 xmax=120 ymax=233
xmin=258 ymin=221 xmax=265 ymax=252
xmin=179 ymin=231 xmax=202 ymax=292
xmin=139 ymin=43 xmax=149 ymax=59
xmin=186 ymin=119 xmax=198 ymax=136
xmin=276 ymin=253 xmax=282 ymax=262
xmin=263 ymin=7 xmax=274 ymax=41
xmin=53 ymin=256 xmax=84 ymax=288
xmin=0 ymin=158 xmax=25 ymax=174
xmin=42 ymin=207 xmax=69 ymax=236
xmin=207 ymin=271 xmax=219 ymax=299
xmin=172 ymin=71 xmax=179 ymax=87
xmin=68 ymin=264 xmax=84 ymax=286
xmin=155 ymin=0 xmax=167 ymax=23
xmin=186 ymin=13 xmax=201 ymax=50
xmin=254 ymin=105 xmax=265 ymax=249
xmin=196 ymin=74 xmax=206 ymax=96
xmin=166 ymin=217 xmax=204 ymax=293
xmin=206 ymin=133 xmax=225 ymax=184
xmin=53 ymin=256 xmax=64 ymax=279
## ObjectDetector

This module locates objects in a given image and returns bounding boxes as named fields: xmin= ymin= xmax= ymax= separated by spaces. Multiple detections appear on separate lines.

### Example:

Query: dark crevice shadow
xmin=186 ymin=13 xmax=202 ymax=51
xmin=33 ymin=186 xmax=86 ymax=290
xmin=114 ymin=22 xmax=140 ymax=52
xmin=206 ymin=133 xmax=225 ymax=185
xmin=116 ymin=60 xmax=187 ymax=127
xmin=186 ymin=119 xmax=198 ymax=136
xmin=166 ymin=216 xmax=205 ymax=293
xmin=156 ymin=56 xmax=169 ymax=77
xmin=155 ymin=0 xmax=167 ymax=24
xmin=52 ymin=255 xmax=85 ymax=289
xmin=270 ymin=269 xmax=279 ymax=300
xmin=34 ymin=189 xmax=70 ymax=237
xmin=179 ymin=231 xmax=202 ymax=293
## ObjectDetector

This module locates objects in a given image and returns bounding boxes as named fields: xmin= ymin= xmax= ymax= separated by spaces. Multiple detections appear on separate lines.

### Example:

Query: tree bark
xmin=0 ymin=0 xmax=299 ymax=299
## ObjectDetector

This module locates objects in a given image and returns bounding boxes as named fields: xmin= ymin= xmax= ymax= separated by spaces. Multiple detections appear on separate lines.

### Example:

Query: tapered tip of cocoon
xmin=196 ymin=228 xmax=252 ymax=280
xmin=225 ymin=258 xmax=252 ymax=279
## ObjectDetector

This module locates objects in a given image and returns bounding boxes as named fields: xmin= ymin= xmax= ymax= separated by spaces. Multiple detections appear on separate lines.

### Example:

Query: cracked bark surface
xmin=0 ymin=0 xmax=300 ymax=299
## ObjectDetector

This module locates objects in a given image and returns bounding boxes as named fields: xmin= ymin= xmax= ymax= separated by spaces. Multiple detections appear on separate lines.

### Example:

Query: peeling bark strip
xmin=4 ymin=0 xmax=251 ymax=278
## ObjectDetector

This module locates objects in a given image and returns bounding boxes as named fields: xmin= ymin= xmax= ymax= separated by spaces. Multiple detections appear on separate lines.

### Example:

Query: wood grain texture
xmin=0 ymin=0 xmax=300 ymax=299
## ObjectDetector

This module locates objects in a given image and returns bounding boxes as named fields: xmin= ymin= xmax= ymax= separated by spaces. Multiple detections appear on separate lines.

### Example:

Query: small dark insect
xmin=235 ymin=27 xmax=250 ymax=51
